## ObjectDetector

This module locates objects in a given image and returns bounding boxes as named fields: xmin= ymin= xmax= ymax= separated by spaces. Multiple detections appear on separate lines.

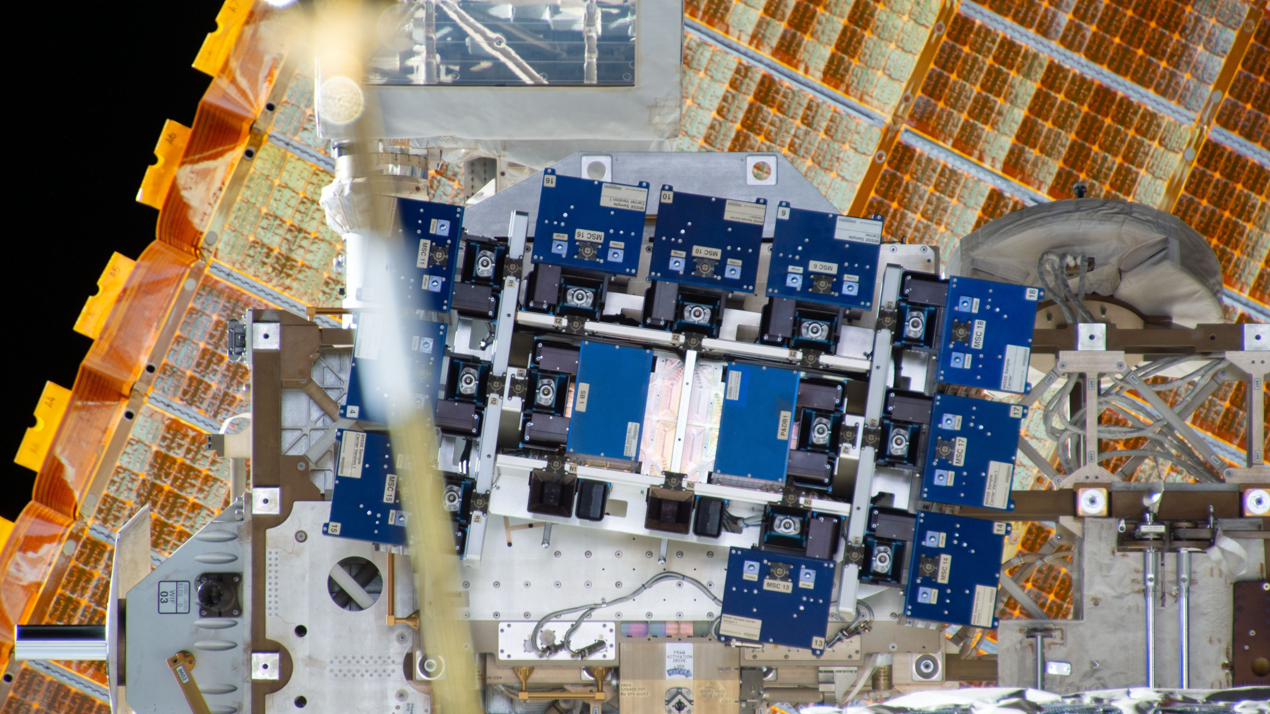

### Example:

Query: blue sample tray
xmin=392 ymin=199 xmax=464 ymax=314
xmin=324 ymin=430 xmax=407 ymax=546
xmin=714 ymin=363 xmax=800 ymax=484
xmin=567 ymin=341 xmax=654 ymax=461
xmin=648 ymin=186 xmax=766 ymax=293
xmin=532 ymin=169 xmax=649 ymax=275
xmin=718 ymin=547 xmax=835 ymax=654
xmin=767 ymin=203 xmax=882 ymax=310
xmin=936 ymin=276 xmax=1043 ymax=394
xmin=341 ymin=314 xmax=447 ymax=424
xmin=921 ymin=393 xmax=1025 ymax=511
xmin=904 ymin=511 xmax=1009 ymax=628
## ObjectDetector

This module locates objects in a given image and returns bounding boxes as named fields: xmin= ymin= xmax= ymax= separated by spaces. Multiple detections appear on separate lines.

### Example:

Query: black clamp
xmin=486 ymin=375 xmax=505 ymax=398
xmin=694 ymin=259 xmax=716 ymax=278
xmin=470 ymin=492 xmax=490 ymax=513
xmin=429 ymin=244 xmax=449 ymax=267
xmin=502 ymin=256 xmax=522 ymax=278
xmin=576 ymin=243 xmax=600 ymax=261
xmin=839 ymin=423 xmax=859 ymax=448
xmin=800 ymin=349 xmax=823 ymax=369
xmin=861 ymin=426 xmax=883 ymax=450
xmin=843 ymin=544 xmax=867 ymax=566
xmin=662 ymin=471 xmax=689 ymax=491
xmin=564 ymin=316 xmax=587 ymax=335
xmin=780 ymin=484 xmax=808 ymax=508
xmin=509 ymin=374 xmax=530 ymax=401
xmin=877 ymin=309 xmax=899 ymax=332
xmin=809 ymin=274 xmax=835 ymax=295
xmin=681 ymin=333 xmax=705 ymax=352
xmin=935 ymin=438 xmax=954 ymax=460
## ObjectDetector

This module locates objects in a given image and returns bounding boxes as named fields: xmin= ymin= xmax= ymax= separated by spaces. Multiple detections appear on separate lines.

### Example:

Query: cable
xmin=528 ymin=571 xmax=722 ymax=656
xmin=219 ymin=412 xmax=252 ymax=434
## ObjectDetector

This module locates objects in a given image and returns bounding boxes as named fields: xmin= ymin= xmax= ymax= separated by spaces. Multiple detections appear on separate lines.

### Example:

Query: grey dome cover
xmin=945 ymin=198 xmax=1225 ymax=328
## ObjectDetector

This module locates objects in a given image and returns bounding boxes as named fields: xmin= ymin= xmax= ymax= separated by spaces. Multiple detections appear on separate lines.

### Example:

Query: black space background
xmin=2 ymin=1 xmax=226 ymax=520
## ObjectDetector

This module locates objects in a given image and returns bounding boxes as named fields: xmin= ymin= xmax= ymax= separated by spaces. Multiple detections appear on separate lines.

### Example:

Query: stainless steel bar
xmin=15 ymin=625 xmax=108 ymax=661
xmin=1033 ymin=631 xmax=1045 ymax=690
xmin=1178 ymin=549 xmax=1191 ymax=688
xmin=1144 ymin=547 xmax=1157 ymax=688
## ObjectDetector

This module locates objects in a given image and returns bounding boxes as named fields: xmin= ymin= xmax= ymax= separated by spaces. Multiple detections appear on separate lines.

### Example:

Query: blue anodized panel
xmin=714 ymin=363 xmax=800 ymax=484
xmin=767 ymin=202 xmax=882 ymax=310
xmin=324 ymin=430 xmax=407 ymax=546
xmin=532 ymin=169 xmax=649 ymax=275
xmin=921 ymin=393 xmax=1025 ymax=511
xmin=936 ymin=276 xmax=1043 ymax=394
xmin=566 ymin=342 xmax=654 ymax=461
xmin=904 ymin=511 xmax=1009 ymax=629
xmin=394 ymin=199 xmax=463 ymax=314
xmin=341 ymin=313 xmax=448 ymax=424
xmin=648 ymin=186 xmax=766 ymax=293
xmin=717 ymin=548 xmax=835 ymax=655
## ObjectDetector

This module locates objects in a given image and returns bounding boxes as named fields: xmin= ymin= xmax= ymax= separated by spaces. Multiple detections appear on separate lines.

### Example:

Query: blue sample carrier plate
xmin=904 ymin=511 xmax=1009 ymax=629
xmin=937 ymin=276 xmax=1042 ymax=394
xmin=714 ymin=363 xmax=800 ymax=485
xmin=767 ymin=203 xmax=882 ymax=310
xmin=648 ymin=186 xmax=766 ymax=293
xmin=922 ymin=393 xmax=1025 ymax=511
xmin=324 ymin=430 xmax=407 ymax=546
xmin=566 ymin=341 xmax=654 ymax=461
xmin=532 ymin=169 xmax=649 ymax=275
xmin=341 ymin=314 xmax=447 ymax=424
xmin=392 ymin=199 xmax=463 ymax=314
xmin=718 ymin=547 xmax=835 ymax=654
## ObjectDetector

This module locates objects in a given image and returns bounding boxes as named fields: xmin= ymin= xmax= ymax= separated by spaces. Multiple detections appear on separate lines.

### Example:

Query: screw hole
xmin=124 ymin=411 xmax=135 ymax=420
xmin=245 ymin=148 xmax=256 ymax=159
xmin=295 ymin=625 xmax=307 ymax=637
xmin=265 ymin=102 xmax=276 ymax=112
xmin=145 ymin=364 xmax=156 ymax=374
xmin=294 ymin=696 xmax=307 ymax=708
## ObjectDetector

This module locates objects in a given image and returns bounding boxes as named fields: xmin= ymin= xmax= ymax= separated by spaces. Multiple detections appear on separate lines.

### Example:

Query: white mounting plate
xmin=496 ymin=622 xmax=617 ymax=662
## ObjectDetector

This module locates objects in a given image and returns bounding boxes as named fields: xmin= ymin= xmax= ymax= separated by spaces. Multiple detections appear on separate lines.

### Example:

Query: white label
xmin=723 ymin=199 xmax=766 ymax=225
xmin=971 ymin=297 xmax=981 ymax=313
xmin=971 ymin=319 xmax=986 ymax=350
xmin=937 ymin=554 xmax=952 ymax=584
xmin=327 ymin=522 xmax=342 ymax=535
xmin=416 ymin=238 xmax=431 ymax=268
xmin=338 ymin=431 xmax=367 ymax=479
xmin=176 ymin=665 xmax=190 ymax=684
xmin=345 ymin=405 xmax=360 ymax=419
xmin=599 ymin=183 xmax=648 ymax=212
xmin=692 ymin=245 xmax=722 ymax=261
xmin=777 ymin=411 xmax=791 ymax=441
xmin=660 ymin=190 xmax=674 ymax=204
xmin=1025 ymin=287 xmax=1040 ymax=301
xmin=763 ymin=579 xmax=793 ymax=593
xmin=726 ymin=258 xmax=743 ymax=266
xmin=610 ymin=240 xmax=625 ymax=249
xmin=811 ymin=636 xmax=826 ymax=650
xmin=993 ymin=522 xmax=1008 ymax=535
xmin=665 ymin=643 xmax=693 ymax=679
xmin=553 ymin=232 xmax=568 ymax=241
xmin=1010 ymin=405 xmax=1024 ymax=419
xmin=726 ymin=371 xmax=742 ymax=401
xmin=670 ymin=249 xmax=686 ymax=258
xmin=382 ymin=473 xmax=398 ymax=504
xmin=719 ymin=614 xmax=762 ymax=640
xmin=952 ymin=437 xmax=967 ymax=467
xmin=984 ymin=461 xmax=1013 ymax=509
xmin=809 ymin=260 xmax=838 ymax=275
xmin=786 ymin=265 xmax=804 ymax=274
xmin=624 ymin=422 xmax=640 ymax=458
xmin=574 ymin=383 xmax=590 ymax=412
xmin=970 ymin=585 xmax=997 ymax=627
xmin=1001 ymin=345 xmax=1031 ymax=392
xmin=543 ymin=174 xmax=556 ymax=188
xmin=776 ymin=205 xmax=790 ymax=220
xmin=575 ymin=228 xmax=605 ymax=243
xmin=158 ymin=581 xmax=190 ymax=614
xmin=935 ymin=531 xmax=947 ymax=548
xmin=834 ymin=215 xmax=883 ymax=244
xmin=354 ymin=313 xmax=383 ymax=361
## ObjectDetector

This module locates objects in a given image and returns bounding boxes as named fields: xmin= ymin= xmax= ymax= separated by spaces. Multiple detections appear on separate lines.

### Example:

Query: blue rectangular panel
xmin=341 ymin=314 xmax=447 ymax=424
xmin=921 ymin=393 xmax=1025 ymax=511
xmin=532 ymin=169 xmax=649 ymax=275
xmin=566 ymin=341 xmax=654 ymax=461
xmin=394 ymin=199 xmax=463 ymax=314
xmin=767 ymin=203 xmax=882 ymax=310
xmin=905 ymin=512 xmax=1009 ymax=629
xmin=714 ymin=363 xmax=800 ymax=483
xmin=324 ymin=430 xmax=407 ymax=546
xmin=936 ymin=276 xmax=1043 ymax=394
xmin=717 ymin=548 xmax=835 ymax=655
xmin=647 ymin=187 xmax=766 ymax=293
